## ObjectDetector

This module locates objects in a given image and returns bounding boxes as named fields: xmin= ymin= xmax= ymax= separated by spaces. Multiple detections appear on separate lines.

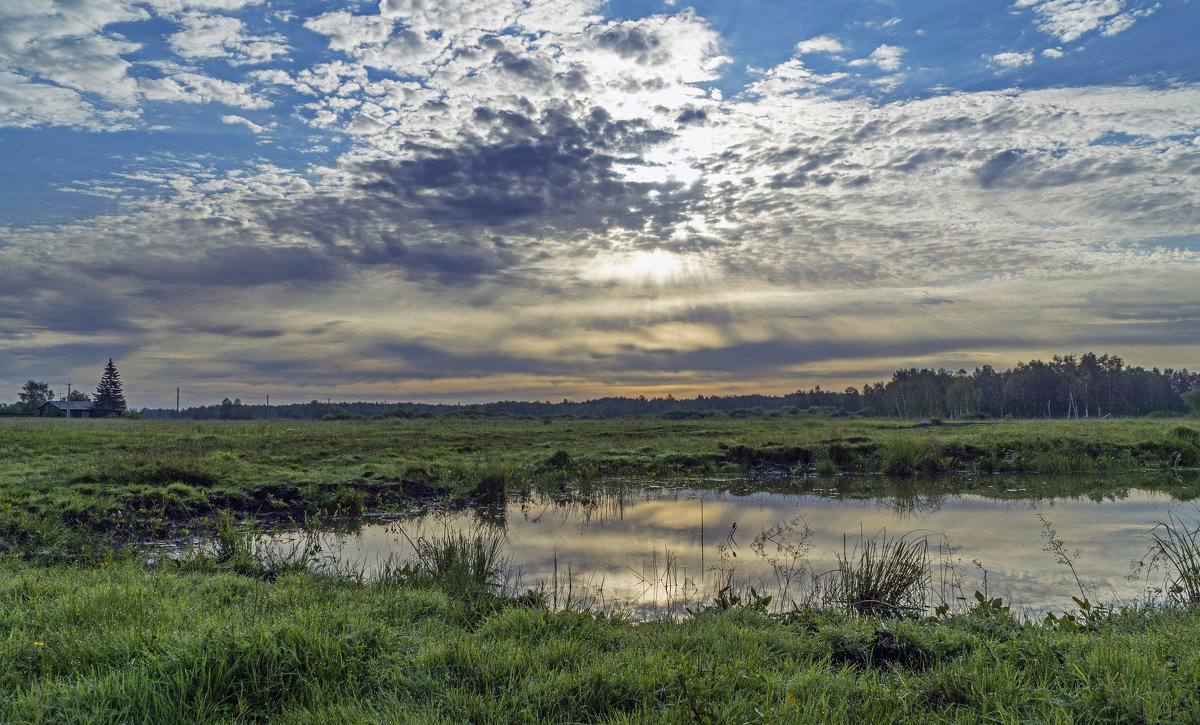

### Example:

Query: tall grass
xmin=399 ymin=527 xmax=512 ymax=597
xmin=831 ymin=531 xmax=930 ymax=616
xmin=881 ymin=438 xmax=939 ymax=476
xmin=1146 ymin=511 xmax=1200 ymax=604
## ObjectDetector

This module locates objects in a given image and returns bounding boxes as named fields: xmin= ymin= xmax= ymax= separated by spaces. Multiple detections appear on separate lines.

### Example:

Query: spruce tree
xmin=94 ymin=358 xmax=127 ymax=417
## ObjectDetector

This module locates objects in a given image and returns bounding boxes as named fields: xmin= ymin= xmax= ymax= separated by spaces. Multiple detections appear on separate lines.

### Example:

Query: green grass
xmin=832 ymin=532 xmax=931 ymax=616
xmin=3 ymin=557 xmax=1200 ymax=724
xmin=3 ymin=416 xmax=1200 ymax=722
xmin=1 ymin=416 xmax=1198 ymax=558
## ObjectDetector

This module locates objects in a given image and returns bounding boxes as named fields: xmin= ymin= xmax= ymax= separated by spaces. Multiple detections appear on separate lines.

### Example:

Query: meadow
xmin=3 ymin=415 xmax=1200 ymax=722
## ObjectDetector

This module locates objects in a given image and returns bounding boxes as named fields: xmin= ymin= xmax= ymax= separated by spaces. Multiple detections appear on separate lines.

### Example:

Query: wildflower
xmin=33 ymin=641 xmax=44 ymax=647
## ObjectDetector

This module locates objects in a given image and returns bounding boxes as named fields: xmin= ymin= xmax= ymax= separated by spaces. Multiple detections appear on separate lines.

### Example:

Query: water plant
xmin=1141 ymin=510 xmax=1200 ymax=604
xmin=398 ymin=526 xmax=512 ymax=597
xmin=830 ymin=530 xmax=930 ymax=616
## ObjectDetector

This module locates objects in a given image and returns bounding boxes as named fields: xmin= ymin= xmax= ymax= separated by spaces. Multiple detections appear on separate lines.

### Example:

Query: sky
xmin=1 ymin=0 xmax=1198 ymax=408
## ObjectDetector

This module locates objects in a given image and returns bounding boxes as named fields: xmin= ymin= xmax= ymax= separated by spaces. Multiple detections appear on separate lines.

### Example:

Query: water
xmin=266 ymin=481 xmax=1200 ymax=617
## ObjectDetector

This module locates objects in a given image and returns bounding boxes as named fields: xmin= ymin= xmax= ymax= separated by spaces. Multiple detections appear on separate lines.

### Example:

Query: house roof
xmin=40 ymin=400 xmax=94 ymax=411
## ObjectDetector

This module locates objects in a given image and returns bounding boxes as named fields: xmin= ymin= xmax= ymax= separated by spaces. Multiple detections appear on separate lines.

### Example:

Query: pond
xmin=265 ymin=477 xmax=1200 ymax=618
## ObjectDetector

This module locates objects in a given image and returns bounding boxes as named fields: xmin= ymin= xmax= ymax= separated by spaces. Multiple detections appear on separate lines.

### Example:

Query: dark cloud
xmin=347 ymin=105 xmax=686 ymax=239
xmin=975 ymin=149 xmax=1025 ymax=188
xmin=675 ymin=107 xmax=707 ymax=125
xmin=182 ymin=324 xmax=286 ymax=338
xmin=595 ymin=26 xmax=664 ymax=64
xmin=493 ymin=51 xmax=551 ymax=82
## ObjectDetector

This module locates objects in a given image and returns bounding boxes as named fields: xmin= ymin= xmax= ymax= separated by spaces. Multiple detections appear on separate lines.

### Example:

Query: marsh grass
xmin=881 ymin=438 xmax=940 ymax=476
xmin=830 ymin=531 xmax=931 ymax=616
xmin=1143 ymin=510 xmax=1200 ymax=604
xmin=397 ymin=526 xmax=513 ymax=598
xmin=7 ymin=544 xmax=1200 ymax=722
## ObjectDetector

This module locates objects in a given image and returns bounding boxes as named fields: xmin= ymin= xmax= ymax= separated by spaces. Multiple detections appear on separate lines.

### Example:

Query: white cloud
xmin=0 ymin=70 xmax=138 ymax=130
xmin=221 ymin=113 xmax=265 ymax=132
xmin=140 ymin=72 xmax=271 ymax=108
xmin=143 ymin=0 xmax=265 ymax=14
xmin=989 ymin=51 xmax=1035 ymax=68
xmin=1042 ymin=47 xmax=1065 ymax=58
xmin=850 ymin=44 xmax=906 ymax=72
xmin=168 ymin=12 xmax=290 ymax=65
xmin=1014 ymin=0 xmax=1159 ymax=42
xmin=794 ymin=36 xmax=845 ymax=55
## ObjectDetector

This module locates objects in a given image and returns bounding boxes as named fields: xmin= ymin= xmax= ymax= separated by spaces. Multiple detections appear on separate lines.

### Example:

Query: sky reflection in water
xmin=277 ymin=485 xmax=1195 ymax=617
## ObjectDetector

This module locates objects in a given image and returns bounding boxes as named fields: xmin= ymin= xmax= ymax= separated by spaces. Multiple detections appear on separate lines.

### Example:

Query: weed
xmin=1038 ymin=514 xmax=1086 ymax=598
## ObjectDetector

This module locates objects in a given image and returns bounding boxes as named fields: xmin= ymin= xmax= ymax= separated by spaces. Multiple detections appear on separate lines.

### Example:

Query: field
xmin=3 ymin=415 xmax=1200 ymax=723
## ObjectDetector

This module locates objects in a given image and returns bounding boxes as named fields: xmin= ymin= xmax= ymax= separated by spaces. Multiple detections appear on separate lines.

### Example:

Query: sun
xmin=586 ymin=249 xmax=692 ymax=287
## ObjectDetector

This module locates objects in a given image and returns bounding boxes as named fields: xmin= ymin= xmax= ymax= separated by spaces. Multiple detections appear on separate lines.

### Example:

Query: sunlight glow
xmin=585 ymin=249 xmax=697 ymax=287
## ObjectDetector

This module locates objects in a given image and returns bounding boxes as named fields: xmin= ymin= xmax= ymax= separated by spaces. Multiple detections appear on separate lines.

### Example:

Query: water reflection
xmin=268 ymin=484 xmax=1199 ymax=617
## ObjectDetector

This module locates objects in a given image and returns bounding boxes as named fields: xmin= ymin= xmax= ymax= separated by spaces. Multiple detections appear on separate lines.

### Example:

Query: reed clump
xmin=831 ymin=532 xmax=930 ymax=616
xmin=1145 ymin=511 xmax=1200 ymax=604
xmin=400 ymin=527 xmax=512 ymax=598
xmin=881 ymin=438 xmax=940 ymax=476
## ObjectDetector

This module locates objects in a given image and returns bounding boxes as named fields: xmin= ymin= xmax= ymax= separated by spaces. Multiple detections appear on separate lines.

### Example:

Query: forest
xmin=129 ymin=352 xmax=1200 ymax=421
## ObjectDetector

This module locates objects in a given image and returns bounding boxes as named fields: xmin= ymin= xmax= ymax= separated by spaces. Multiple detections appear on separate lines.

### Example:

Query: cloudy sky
xmin=2 ymin=0 xmax=1198 ymax=408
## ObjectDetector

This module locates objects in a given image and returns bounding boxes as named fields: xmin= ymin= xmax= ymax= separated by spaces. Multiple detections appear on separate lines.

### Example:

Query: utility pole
xmin=265 ymin=395 xmax=269 ymax=419
xmin=66 ymin=383 xmax=71 ymax=401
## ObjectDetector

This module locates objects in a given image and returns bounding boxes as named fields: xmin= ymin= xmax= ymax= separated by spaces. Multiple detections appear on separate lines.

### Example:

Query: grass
xmin=831 ymin=532 xmax=931 ymax=616
xmin=2 ymin=409 xmax=1200 ymax=722
xmin=4 ymin=556 xmax=1200 ymax=723
xmin=398 ymin=526 xmax=513 ymax=598
xmin=1143 ymin=510 xmax=1200 ymax=605
xmin=1 ymin=416 xmax=1198 ymax=554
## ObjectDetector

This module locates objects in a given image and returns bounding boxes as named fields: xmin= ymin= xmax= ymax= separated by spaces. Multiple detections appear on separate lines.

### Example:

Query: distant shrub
xmin=727 ymin=407 xmax=767 ymax=419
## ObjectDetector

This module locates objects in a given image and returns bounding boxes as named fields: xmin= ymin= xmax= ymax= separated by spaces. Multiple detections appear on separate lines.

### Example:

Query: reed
xmin=400 ymin=527 xmax=512 ymax=596
xmin=831 ymin=531 xmax=930 ymax=616
xmin=1146 ymin=510 xmax=1200 ymax=604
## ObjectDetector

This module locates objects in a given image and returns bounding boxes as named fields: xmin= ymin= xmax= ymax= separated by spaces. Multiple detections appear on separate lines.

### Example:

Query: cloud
xmin=2 ymin=1 xmax=1199 ymax=404
xmin=221 ymin=114 xmax=265 ymax=132
xmin=849 ymin=44 xmax=906 ymax=72
xmin=0 ymin=0 xmax=147 ymax=129
xmin=140 ymin=72 xmax=272 ymax=108
xmin=989 ymin=51 xmax=1035 ymax=68
xmin=168 ymin=12 xmax=290 ymax=65
xmin=1013 ymin=0 xmax=1159 ymax=43
xmin=794 ymin=36 xmax=846 ymax=55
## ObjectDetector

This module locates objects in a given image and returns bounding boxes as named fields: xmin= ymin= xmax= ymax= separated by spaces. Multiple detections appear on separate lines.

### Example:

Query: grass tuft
xmin=882 ymin=438 xmax=939 ymax=476
xmin=831 ymin=531 xmax=930 ymax=616
xmin=1145 ymin=511 xmax=1200 ymax=604
xmin=400 ymin=527 xmax=511 ymax=598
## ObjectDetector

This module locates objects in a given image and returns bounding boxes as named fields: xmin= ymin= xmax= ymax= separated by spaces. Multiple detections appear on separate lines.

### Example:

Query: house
xmin=39 ymin=399 xmax=95 ymax=418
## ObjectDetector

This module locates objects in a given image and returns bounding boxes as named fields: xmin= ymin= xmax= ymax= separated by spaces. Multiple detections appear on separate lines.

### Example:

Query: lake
xmin=266 ymin=478 xmax=1200 ymax=617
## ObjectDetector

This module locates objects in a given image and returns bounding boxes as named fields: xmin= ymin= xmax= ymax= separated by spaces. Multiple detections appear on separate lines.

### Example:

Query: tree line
xmin=860 ymin=353 xmax=1200 ymax=420
xmin=133 ymin=352 xmax=1200 ymax=421
xmin=6 ymin=352 xmax=1199 ymax=421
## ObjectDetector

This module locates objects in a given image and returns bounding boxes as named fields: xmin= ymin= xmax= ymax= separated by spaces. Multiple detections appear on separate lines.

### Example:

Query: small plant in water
xmin=1038 ymin=514 xmax=1086 ymax=598
xmin=830 ymin=530 xmax=930 ymax=617
xmin=399 ymin=526 xmax=511 ymax=597
xmin=1134 ymin=510 xmax=1200 ymax=605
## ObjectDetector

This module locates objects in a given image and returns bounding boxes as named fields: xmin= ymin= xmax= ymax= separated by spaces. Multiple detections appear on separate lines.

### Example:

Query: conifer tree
xmin=94 ymin=358 xmax=127 ymax=417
